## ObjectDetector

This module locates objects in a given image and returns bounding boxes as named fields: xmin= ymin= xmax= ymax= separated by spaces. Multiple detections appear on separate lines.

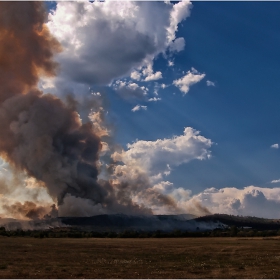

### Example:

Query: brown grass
xmin=0 ymin=236 xmax=280 ymax=278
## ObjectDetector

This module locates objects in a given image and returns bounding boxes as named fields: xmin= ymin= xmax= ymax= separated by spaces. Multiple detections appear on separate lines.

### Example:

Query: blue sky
xmin=173 ymin=1 xmax=280 ymax=192
xmin=101 ymin=2 xmax=280 ymax=193
xmin=2 ymin=1 xmax=280 ymax=219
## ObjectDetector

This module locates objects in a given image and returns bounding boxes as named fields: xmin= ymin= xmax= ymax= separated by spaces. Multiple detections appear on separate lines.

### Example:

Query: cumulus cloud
xmin=166 ymin=0 xmax=192 ymax=43
xmin=169 ymin=37 xmax=185 ymax=53
xmin=145 ymin=72 xmax=163 ymax=82
xmin=130 ymin=71 xmax=141 ymax=81
xmin=113 ymin=80 xmax=148 ymax=100
xmin=43 ymin=1 xmax=192 ymax=99
xmin=131 ymin=105 xmax=147 ymax=112
xmin=112 ymin=127 xmax=212 ymax=177
xmin=186 ymin=186 xmax=280 ymax=219
xmin=142 ymin=64 xmax=162 ymax=82
xmin=47 ymin=1 xmax=159 ymax=86
xmin=110 ymin=127 xmax=212 ymax=215
xmin=206 ymin=80 xmax=215 ymax=87
xmin=173 ymin=68 xmax=205 ymax=95
xmin=271 ymin=143 xmax=279 ymax=149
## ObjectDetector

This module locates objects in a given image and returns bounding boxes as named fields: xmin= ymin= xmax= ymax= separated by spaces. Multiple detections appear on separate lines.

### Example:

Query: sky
xmin=1 ymin=1 xmax=280 ymax=219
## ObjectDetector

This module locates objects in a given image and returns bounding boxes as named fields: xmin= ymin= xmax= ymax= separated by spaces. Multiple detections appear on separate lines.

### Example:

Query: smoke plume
xmin=0 ymin=2 xmax=106 ymax=211
xmin=0 ymin=2 xmax=210 ymax=219
xmin=0 ymin=2 xmax=175 ymax=218
xmin=0 ymin=2 xmax=61 ymax=100
xmin=2 ymin=201 xmax=57 ymax=220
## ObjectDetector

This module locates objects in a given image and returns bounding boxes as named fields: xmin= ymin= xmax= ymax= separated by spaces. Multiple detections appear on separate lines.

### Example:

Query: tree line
xmin=1 ymin=225 xmax=280 ymax=238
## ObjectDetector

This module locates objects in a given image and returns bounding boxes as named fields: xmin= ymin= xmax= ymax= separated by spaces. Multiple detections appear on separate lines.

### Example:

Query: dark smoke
xmin=0 ymin=2 xmax=61 ymax=101
xmin=0 ymin=2 xmax=106 ymax=210
xmin=193 ymin=201 xmax=212 ymax=216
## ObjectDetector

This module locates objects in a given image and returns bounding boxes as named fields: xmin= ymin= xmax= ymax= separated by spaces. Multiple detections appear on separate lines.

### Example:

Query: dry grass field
xmin=0 ymin=236 xmax=280 ymax=278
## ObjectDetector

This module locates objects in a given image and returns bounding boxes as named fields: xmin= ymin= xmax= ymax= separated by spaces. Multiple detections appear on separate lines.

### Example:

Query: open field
xmin=0 ymin=237 xmax=280 ymax=278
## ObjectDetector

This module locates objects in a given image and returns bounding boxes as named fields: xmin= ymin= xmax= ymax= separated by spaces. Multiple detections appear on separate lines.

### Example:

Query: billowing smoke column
xmin=0 ymin=2 xmax=106 ymax=210
xmin=0 ymin=2 xmax=212 ymax=220
xmin=0 ymin=2 xmax=180 ymax=218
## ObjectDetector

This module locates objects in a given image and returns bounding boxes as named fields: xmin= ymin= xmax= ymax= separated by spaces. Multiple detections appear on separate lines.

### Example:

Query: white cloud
xmin=184 ymin=186 xmax=280 ymax=219
xmin=131 ymin=105 xmax=147 ymax=112
xmin=173 ymin=68 xmax=205 ymax=95
xmin=44 ymin=1 xmax=192 ymax=98
xmin=167 ymin=0 xmax=192 ymax=43
xmin=114 ymin=80 xmax=148 ymax=100
xmin=148 ymin=97 xmax=161 ymax=102
xmin=142 ymin=64 xmax=162 ymax=82
xmin=271 ymin=143 xmax=279 ymax=149
xmin=271 ymin=179 xmax=280 ymax=183
xmin=112 ymin=127 xmax=212 ymax=177
xmin=206 ymin=80 xmax=215 ymax=87
xmin=47 ymin=1 xmax=164 ymax=86
xmin=130 ymin=71 xmax=141 ymax=81
xmin=110 ymin=127 xmax=212 ymax=215
xmin=145 ymin=71 xmax=162 ymax=82
xmin=169 ymin=37 xmax=185 ymax=52
xmin=168 ymin=60 xmax=174 ymax=67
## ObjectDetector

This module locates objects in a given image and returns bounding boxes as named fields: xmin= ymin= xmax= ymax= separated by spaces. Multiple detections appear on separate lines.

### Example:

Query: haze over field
xmin=0 ymin=1 xmax=280 ymax=220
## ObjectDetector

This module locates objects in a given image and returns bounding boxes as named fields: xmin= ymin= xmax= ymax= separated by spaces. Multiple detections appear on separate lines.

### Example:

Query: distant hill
xmin=193 ymin=214 xmax=280 ymax=230
xmin=60 ymin=213 xmax=219 ymax=232
xmin=2 ymin=213 xmax=280 ymax=233
xmin=0 ymin=214 xmax=204 ymax=232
